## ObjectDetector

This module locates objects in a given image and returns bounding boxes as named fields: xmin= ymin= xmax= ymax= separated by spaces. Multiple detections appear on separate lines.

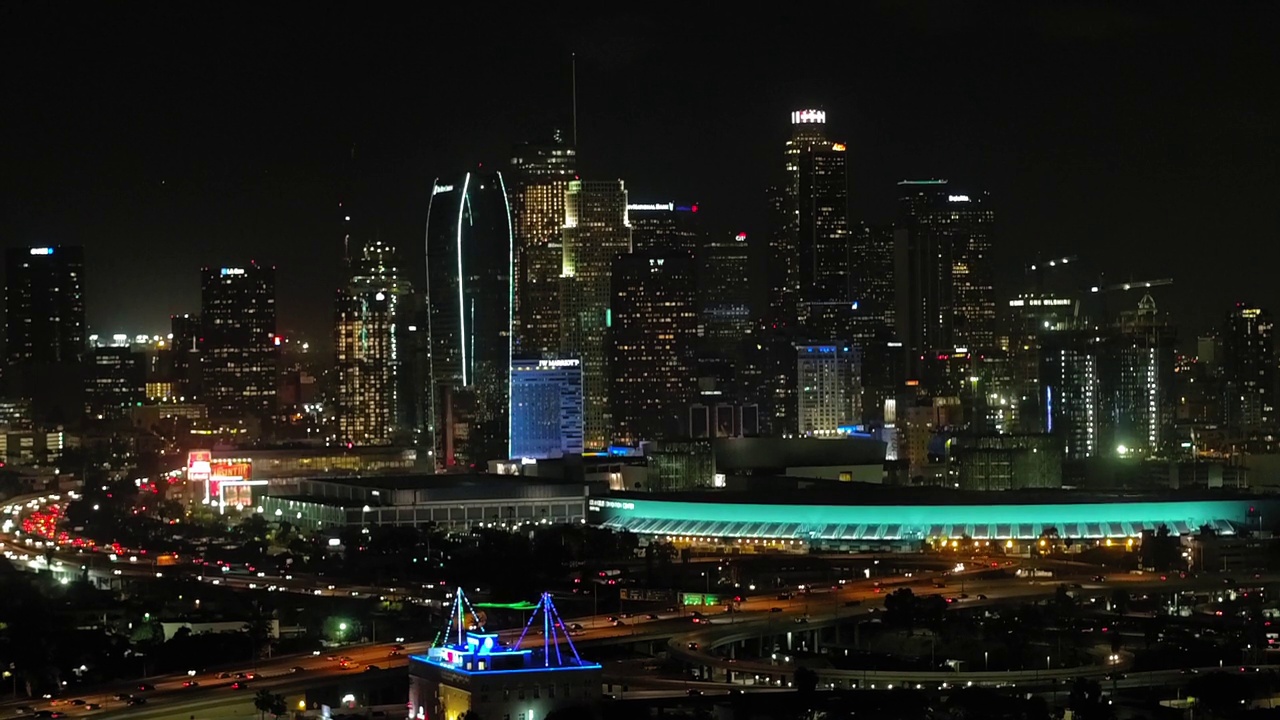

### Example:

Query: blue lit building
xmin=425 ymin=173 xmax=514 ymax=470
xmin=510 ymin=358 xmax=584 ymax=461
xmin=408 ymin=593 xmax=601 ymax=720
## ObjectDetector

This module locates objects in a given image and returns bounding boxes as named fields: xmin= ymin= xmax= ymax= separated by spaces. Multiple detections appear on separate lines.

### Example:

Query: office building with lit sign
xmin=200 ymin=262 xmax=278 ymax=422
xmin=894 ymin=180 xmax=996 ymax=374
xmin=510 ymin=358 xmax=584 ymax=460
xmin=610 ymin=251 xmax=698 ymax=444
xmin=796 ymin=344 xmax=860 ymax=436
xmin=627 ymin=200 xmax=701 ymax=254
xmin=425 ymin=171 xmax=515 ymax=469
xmin=1222 ymin=303 xmax=1275 ymax=435
xmin=4 ymin=245 xmax=86 ymax=423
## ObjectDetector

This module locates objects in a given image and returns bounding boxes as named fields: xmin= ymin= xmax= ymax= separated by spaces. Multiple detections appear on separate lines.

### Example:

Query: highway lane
xmin=667 ymin=570 xmax=1280 ymax=689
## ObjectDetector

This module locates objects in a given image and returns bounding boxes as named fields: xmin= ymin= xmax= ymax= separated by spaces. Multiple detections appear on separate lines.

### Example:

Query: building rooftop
xmin=411 ymin=631 xmax=600 ymax=676
xmin=608 ymin=484 xmax=1271 ymax=507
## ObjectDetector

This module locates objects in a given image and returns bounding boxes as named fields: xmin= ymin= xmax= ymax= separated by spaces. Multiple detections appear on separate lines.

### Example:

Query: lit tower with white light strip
xmin=425 ymin=172 xmax=514 ymax=470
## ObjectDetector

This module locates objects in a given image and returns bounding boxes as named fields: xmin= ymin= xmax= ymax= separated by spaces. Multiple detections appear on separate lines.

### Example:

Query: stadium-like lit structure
xmin=590 ymin=489 xmax=1279 ymax=546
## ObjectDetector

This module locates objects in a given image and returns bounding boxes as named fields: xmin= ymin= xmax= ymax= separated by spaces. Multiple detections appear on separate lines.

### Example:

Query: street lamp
xmin=985 ymin=651 xmax=989 ymax=671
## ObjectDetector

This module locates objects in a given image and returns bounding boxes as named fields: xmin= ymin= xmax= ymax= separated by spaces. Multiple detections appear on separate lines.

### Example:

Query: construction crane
xmin=1085 ymin=276 xmax=1174 ymax=324
xmin=1088 ymin=277 xmax=1173 ymax=294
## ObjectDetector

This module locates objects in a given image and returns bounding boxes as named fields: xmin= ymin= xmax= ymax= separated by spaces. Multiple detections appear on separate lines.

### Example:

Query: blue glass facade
xmin=510 ymin=358 xmax=583 ymax=460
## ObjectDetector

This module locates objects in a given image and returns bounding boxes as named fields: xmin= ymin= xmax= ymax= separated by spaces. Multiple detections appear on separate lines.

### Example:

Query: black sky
xmin=2 ymin=2 xmax=1277 ymax=348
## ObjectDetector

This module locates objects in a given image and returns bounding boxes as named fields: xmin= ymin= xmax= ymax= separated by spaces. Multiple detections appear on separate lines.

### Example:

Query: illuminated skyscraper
xmin=1222 ymin=303 xmax=1275 ymax=435
xmin=796 ymin=344 xmax=860 ymax=436
xmin=1040 ymin=329 xmax=1098 ymax=461
xmin=510 ymin=357 xmax=583 ymax=460
xmin=627 ymin=201 xmax=701 ymax=254
xmin=335 ymin=239 xmax=411 ymax=446
xmin=200 ymin=262 xmax=277 ymax=422
xmin=894 ymin=180 xmax=995 ymax=373
xmin=758 ymin=110 xmax=855 ymax=437
xmin=85 ymin=346 xmax=145 ymax=421
xmin=1098 ymin=294 xmax=1175 ymax=456
xmin=698 ymin=231 xmax=753 ymax=354
xmin=610 ymin=251 xmax=698 ymax=444
xmin=560 ymin=179 xmax=631 ymax=448
xmin=510 ymin=133 xmax=576 ymax=357
xmin=849 ymin=222 xmax=895 ymax=343
xmin=4 ymin=245 xmax=86 ymax=424
xmin=425 ymin=172 xmax=514 ymax=469
xmin=796 ymin=134 xmax=852 ymax=338
xmin=766 ymin=109 xmax=832 ymax=330
xmin=170 ymin=313 xmax=202 ymax=401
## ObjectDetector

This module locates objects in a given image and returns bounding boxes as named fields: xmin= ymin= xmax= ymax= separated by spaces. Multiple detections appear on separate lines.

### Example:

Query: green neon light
xmin=474 ymin=601 xmax=540 ymax=611
xmin=898 ymin=179 xmax=948 ymax=185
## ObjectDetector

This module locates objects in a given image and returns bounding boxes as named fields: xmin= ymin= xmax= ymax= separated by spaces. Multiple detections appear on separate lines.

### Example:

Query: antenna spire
xmin=571 ymin=53 xmax=578 ymax=147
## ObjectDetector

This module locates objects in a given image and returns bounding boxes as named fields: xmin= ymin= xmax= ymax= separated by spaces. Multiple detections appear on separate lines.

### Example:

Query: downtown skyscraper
xmin=425 ymin=172 xmax=514 ymax=469
xmin=1222 ymin=303 xmax=1275 ymax=436
xmin=510 ymin=132 xmax=576 ymax=358
xmin=560 ymin=179 xmax=631 ymax=448
xmin=894 ymin=180 xmax=996 ymax=374
xmin=765 ymin=109 xmax=852 ymax=334
xmin=200 ymin=262 xmax=278 ymax=422
xmin=610 ymin=250 xmax=698 ymax=444
xmin=335 ymin=238 xmax=411 ymax=446
xmin=4 ymin=245 xmax=86 ymax=424
xmin=756 ymin=109 xmax=853 ymax=434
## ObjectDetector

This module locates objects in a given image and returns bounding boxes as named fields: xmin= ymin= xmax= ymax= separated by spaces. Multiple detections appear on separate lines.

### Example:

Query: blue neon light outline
xmin=409 ymin=655 xmax=602 ymax=675
xmin=457 ymin=173 xmax=472 ymax=387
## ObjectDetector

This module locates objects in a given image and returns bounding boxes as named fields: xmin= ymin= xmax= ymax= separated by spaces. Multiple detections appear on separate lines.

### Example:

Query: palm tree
xmin=253 ymin=689 xmax=287 ymax=719
xmin=242 ymin=601 xmax=275 ymax=660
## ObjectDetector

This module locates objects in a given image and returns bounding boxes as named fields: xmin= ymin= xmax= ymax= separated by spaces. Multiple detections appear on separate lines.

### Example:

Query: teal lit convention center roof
xmin=590 ymin=490 xmax=1278 ymax=542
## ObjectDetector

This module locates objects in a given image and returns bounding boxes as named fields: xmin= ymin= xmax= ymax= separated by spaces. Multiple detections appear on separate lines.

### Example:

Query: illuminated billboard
xmin=187 ymin=450 xmax=211 ymax=483
xmin=208 ymin=459 xmax=255 ymax=509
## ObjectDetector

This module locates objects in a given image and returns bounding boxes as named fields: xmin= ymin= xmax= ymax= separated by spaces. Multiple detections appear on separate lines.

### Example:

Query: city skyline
xmin=3 ymin=4 xmax=1278 ymax=345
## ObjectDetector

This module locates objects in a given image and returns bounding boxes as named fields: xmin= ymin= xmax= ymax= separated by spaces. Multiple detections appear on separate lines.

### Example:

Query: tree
xmin=1109 ymin=588 xmax=1129 ymax=617
xmin=1069 ymin=678 xmax=1110 ymax=720
xmin=242 ymin=602 xmax=275 ymax=659
xmin=254 ymin=689 xmax=287 ymax=719
xmin=1139 ymin=525 xmax=1179 ymax=571
xmin=794 ymin=666 xmax=819 ymax=699
xmin=883 ymin=588 xmax=919 ymax=633
xmin=1054 ymin=584 xmax=1076 ymax=616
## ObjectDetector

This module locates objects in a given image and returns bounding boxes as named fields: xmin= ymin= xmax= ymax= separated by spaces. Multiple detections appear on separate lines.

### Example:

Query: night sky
xmin=3 ymin=3 xmax=1277 ymax=349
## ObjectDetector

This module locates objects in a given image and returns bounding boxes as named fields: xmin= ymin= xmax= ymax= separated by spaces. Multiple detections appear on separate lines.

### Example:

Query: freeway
xmin=7 ymin=490 xmax=1274 ymax=718
xmin=668 ymin=570 xmax=1280 ymax=689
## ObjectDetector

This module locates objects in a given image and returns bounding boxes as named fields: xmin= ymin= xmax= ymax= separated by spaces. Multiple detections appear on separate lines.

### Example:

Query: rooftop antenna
xmin=513 ymin=592 xmax=589 ymax=667
xmin=432 ymin=588 xmax=487 ymax=648
xmin=571 ymin=53 xmax=578 ymax=147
